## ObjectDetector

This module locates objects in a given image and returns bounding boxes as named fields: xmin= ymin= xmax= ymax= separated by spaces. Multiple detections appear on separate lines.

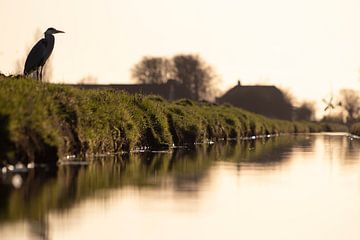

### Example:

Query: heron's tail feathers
xmin=23 ymin=67 xmax=33 ymax=76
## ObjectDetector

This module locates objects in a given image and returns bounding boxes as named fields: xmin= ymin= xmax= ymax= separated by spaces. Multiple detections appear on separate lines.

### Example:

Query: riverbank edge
xmin=350 ymin=123 xmax=360 ymax=137
xmin=0 ymin=75 xmax=348 ymax=165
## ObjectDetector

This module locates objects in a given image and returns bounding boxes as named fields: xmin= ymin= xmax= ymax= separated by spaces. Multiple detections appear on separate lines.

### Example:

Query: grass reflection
xmin=0 ymin=135 xmax=309 ymax=226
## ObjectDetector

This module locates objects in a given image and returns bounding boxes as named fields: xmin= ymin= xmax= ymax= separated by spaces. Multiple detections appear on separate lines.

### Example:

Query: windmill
xmin=322 ymin=95 xmax=335 ymax=112
xmin=322 ymin=93 xmax=342 ymax=113
xmin=323 ymin=80 xmax=343 ymax=112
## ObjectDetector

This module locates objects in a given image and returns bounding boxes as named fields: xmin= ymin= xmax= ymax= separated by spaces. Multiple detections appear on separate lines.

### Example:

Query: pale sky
xmin=1 ymin=0 xmax=360 ymax=116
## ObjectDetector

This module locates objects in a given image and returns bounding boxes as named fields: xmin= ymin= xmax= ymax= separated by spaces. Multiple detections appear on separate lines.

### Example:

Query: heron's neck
xmin=44 ymin=33 xmax=55 ymax=43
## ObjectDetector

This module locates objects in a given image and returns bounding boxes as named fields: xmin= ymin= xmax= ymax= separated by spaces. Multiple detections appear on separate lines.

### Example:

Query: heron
xmin=24 ymin=27 xmax=64 ymax=81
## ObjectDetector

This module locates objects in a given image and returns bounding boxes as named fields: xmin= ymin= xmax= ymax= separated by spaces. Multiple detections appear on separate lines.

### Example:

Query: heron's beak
xmin=55 ymin=30 xmax=65 ymax=34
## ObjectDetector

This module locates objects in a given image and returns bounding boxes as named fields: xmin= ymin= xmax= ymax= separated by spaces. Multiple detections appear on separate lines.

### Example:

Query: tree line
xmin=131 ymin=54 xmax=360 ymax=124
xmin=131 ymin=54 xmax=219 ymax=101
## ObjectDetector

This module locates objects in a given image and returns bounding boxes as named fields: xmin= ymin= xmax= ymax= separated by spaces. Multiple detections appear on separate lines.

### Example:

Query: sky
xmin=1 ymin=0 xmax=360 ymax=117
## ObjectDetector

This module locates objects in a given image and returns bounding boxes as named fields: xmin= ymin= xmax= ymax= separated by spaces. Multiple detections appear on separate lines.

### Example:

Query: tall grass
xmin=0 ymin=75 xmax=347 ymax=164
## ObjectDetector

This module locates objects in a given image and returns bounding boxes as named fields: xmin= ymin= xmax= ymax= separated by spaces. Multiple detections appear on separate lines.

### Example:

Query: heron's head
xmin=44 ymin=27 xmax=65 ymax=35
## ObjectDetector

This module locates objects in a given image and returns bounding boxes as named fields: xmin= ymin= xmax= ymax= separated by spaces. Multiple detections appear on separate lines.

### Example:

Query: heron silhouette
xmin=24 ymin=27 xmax=64 ymax=81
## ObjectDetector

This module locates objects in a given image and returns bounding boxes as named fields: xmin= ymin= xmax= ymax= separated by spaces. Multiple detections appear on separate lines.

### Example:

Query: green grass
xmin=0 ymin=75 xmax=347 ymax=164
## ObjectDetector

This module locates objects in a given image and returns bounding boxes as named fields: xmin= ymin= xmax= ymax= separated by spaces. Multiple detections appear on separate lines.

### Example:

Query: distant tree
xmin=321 ymin=112 xmax=345 ymax=124
xmin=173 ymin=54 xmax=218 ymax=101
xmin=131 ymin=54 xmax=220 ymax=101
xmin=131 ymin=57 xmax=173 ymax=84
xmin=294 ymin=102 xmax=315 ymax=121
xmin=78 ymin=75 xmax=98 ymax=84
xmin=339 ymin=89 xmax=360 ymax=124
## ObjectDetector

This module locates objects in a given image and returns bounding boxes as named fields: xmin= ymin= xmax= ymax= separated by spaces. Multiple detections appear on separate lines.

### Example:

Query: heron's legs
xmin=36 ymin=68 xmax=40 ymax=81
xmin=40 ymin=66 xmax=43 ymax=82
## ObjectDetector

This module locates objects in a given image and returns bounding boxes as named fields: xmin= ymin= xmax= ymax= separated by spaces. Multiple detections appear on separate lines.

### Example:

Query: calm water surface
xmin=1 ymin=133 xmax=360 ymax=240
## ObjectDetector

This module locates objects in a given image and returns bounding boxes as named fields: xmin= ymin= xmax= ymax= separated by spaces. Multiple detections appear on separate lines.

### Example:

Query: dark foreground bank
xmin=0 ymin=75 xmax=347 ymax=165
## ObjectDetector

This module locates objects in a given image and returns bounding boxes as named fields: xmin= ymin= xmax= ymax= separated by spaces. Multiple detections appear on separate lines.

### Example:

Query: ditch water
xmin=1 ymin=133 xmax=360 ymax=240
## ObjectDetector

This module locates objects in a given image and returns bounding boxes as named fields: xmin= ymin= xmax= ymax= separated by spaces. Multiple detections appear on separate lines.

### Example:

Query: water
xmin=1 ymin=133 xmax=360 ymax=240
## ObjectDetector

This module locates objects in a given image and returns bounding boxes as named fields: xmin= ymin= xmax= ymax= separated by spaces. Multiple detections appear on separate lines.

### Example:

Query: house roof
xmin=221 ymin=85 xmax=285 ymax=101
xmin=217 ymin=84 xmax=293 ymax=120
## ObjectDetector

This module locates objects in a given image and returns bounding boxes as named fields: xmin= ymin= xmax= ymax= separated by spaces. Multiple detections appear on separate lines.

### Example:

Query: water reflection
xmin=1 ymin=134 xmax=360 ymax=240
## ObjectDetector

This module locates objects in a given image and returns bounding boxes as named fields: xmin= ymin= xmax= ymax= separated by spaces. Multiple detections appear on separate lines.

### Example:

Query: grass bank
xmin=0 ymin=75 xmax=347 ymax=165
xmin=350 ymin=123 xmax=360 ymax=136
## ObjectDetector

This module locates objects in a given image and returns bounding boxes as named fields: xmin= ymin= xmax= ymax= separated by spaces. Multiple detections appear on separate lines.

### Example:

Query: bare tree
xmin=131 ymin=56 xmax=173 ymax=84
xmin=339 ymin=89 xmax=360 ymax=124
xmin=173 ymin=54 xmax=218 ymax=101
xmin=131 ymin=54 xmax=220 ymax=101
xmin=78 ymin=75 xmax=98 ymax=84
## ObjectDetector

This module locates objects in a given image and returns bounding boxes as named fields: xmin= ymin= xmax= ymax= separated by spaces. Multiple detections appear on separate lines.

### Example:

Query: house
xmin=216 ymin=81 xmax=293 ymax=120
xmin=70 ymin=79 xmax=193 ymax=101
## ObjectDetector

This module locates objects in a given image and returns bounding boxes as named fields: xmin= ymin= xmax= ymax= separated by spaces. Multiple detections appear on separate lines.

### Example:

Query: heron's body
xmin=23 ymin=28 xmax=64 ymax=81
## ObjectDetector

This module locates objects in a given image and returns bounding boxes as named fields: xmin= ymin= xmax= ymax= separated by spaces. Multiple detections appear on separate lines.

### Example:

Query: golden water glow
xmin=1 ymin=134 xmax=360 ymax=239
